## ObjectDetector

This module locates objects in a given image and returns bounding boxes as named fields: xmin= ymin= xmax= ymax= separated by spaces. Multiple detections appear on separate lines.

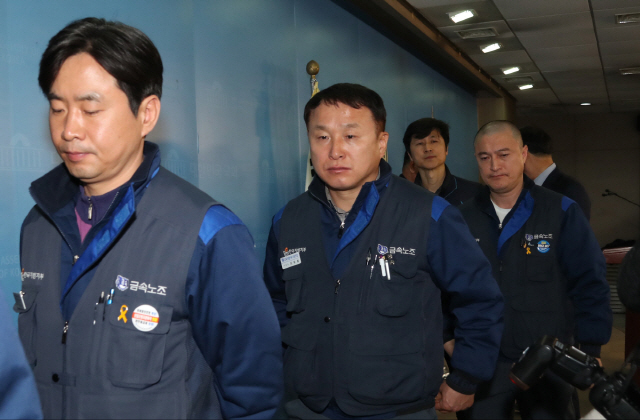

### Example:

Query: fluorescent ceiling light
xmin=449 ymin=9 xmax=475 ymax=23
xmin=502 ymin=66 xmax=520 ymax=75
xmin=518 ymin=84 xmax=533 ymax=90
xmin=620 ymin=67 xmax=640 ymax=75
xmin=616 ymin=13 xmax=640 ymax=24
xmin=481 ymin=43 xmax=501 ymax=53
xmin=580 ymin=103 xmax=591 ymax=106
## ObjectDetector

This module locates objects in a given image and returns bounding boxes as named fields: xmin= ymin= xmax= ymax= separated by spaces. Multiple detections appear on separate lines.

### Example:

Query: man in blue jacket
xmin=403 ymin=118 xmax=482 ymax=206
xmin=0 ymin=289 xmax=42 ymax=420
xmin=264 ymin=83 xmax=504 ymax=419
xmin=16 ymin=17 xmax=282 ymax=419
xmin=459 ymin=121 xmax=612 ymax=419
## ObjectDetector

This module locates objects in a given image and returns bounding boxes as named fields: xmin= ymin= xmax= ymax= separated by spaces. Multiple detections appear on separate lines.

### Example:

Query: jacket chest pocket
xmin=13 ymin=284 xmax=40 ymax=366
xmin=106 ymin=295 xmax=173 ymax=389
xmin=372 ymin=257 xmax=419 ymax=318
xmin=282 ymin=265 xmax=305 ymax=314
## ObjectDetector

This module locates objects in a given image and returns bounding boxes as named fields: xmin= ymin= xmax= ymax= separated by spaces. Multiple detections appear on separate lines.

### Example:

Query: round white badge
xmin=131 ymin=304 xmax=160 ymax=332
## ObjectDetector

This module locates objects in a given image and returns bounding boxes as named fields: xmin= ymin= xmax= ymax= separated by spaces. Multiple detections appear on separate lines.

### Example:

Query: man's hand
xmin=444 ymin=339 xmax=455 ymax=357
xmin=588 ymin=358 xmax=603 ymax=389
xmin=434 ymin=382 xmax=474 ymax=413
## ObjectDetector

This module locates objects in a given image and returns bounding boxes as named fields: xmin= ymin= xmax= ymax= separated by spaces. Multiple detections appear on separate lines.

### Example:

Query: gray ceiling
xmin=406 ymin=0 xmax=640 ymax=115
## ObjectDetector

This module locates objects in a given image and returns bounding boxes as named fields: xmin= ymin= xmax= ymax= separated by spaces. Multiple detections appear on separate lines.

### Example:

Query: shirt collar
xmin=534 ymin=162 xmax=556 ymax=186
xmin=478 ymin=175 xmax=535 ymax=221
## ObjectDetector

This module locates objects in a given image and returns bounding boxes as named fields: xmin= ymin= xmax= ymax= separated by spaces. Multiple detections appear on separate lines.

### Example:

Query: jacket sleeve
xmin=0 ymin=289 xmax=42 ymax=420
xmin=561 ymin=179 xmax=591 ymax=221
xmin=427 ymin=199 xmax=504 ymax=395
xmin=186 ymin=206 xmax=284 ymax=420
xmin=263 ymin=209 xmax=289 ymax=329
xmin=558 ymin=199 xmax=612 ymax=356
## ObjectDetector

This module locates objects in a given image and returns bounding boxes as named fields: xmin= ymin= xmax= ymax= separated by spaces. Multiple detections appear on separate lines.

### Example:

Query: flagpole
xmin=305 ymin=60 xmax=319 ymax=190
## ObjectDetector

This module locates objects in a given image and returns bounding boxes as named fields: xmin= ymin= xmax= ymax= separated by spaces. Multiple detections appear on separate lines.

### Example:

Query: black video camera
xmin=510 ymin=335 xmax=640 ymax=419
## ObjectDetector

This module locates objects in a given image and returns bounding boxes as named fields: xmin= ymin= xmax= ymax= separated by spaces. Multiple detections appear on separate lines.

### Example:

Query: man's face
xmin=308 ymin=102 xmax=388 ymax=194
xmin=409 ymin=129 xmax=448 ymax=171
xmin=475 ymin=129 xmax=528 ymax=195
xmin=48 ymin=52 xmax=149 ymax=195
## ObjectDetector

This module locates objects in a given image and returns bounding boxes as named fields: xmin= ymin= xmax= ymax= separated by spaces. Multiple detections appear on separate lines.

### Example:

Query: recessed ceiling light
xmin=620 ymin=67 xmax=640 ymax=75
xmin=519 ymin=84 xmax=533 ymax=90
xmin=616 ymin=13 xmax=640 ymax=24
xmin=504 ymin=76 xmax=533 ymax=84
xmin=481 ymin=43 xmax=502 ymax=53
xmin=455 ymin=28 xmax=497 ymax=39
xmin=502 ymin=66 xmax=520 ymax=75
xmin=580 ymin=103 xmax=591 ymax=106
xmin=449 ymin=10 xmax=476 ymax=23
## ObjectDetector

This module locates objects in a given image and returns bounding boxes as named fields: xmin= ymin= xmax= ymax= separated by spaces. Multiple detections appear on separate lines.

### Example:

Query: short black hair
xmin=39 ymin=17 xmax=163 ymax=116
xmin=402 ymin=118 xmax=450 ymax=155
xmin=303 ymin=83 xmax=386 ymax=132
xmin=520 ymin=126 xmax=552 ymax=155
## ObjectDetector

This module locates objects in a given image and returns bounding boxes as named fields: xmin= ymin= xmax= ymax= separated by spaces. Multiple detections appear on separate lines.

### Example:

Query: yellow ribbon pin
xmin=118 ymin=305 xmax=128 ymax=323
xmin=526 ymin=247 xmax=531 ymax=255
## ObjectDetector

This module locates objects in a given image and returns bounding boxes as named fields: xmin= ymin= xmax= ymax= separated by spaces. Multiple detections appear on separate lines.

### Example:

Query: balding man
xmin=457 ymin=121 xmax=612 ymax=419
xmin=520 ymin=126 xmax=591 ymax=220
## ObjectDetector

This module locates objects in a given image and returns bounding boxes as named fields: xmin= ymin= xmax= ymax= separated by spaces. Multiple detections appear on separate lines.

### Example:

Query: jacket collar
xmin=308 ymin=158 xmax=392 ymax=212
xmin=30 ymin=141 xmax=161 ymax=217
xmin=477 ymin=175 xmax=535 ymax=222
xmin=413 ymin=164 xmax=455 ymax=198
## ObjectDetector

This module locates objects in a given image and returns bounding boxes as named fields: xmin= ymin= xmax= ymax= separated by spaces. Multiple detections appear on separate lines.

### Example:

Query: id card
xmin=280 ymin=252 xmax=301 ymax=269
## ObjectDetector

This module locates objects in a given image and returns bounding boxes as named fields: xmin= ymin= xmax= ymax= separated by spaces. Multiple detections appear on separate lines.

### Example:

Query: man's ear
xmin=378 ymin=131 xmax=389 ymax=158
xmin=139 ymin=95 xmax=161 ymax=138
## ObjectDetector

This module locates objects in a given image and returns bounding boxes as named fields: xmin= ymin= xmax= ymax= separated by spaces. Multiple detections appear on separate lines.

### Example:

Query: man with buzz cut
xmin=458 ymin=120 xmax=611 ymax=419
xmin=403 ymin=118 xmax=482 ymax=206
xmin=264 ymin=83 xmax=504 ymax=419
xmin=15 ymin=17 xmax=282 ymax=419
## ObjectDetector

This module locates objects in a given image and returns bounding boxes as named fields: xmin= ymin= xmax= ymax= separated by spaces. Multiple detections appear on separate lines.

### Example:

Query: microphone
xmin=602 ymin=189 xmax=640 ymax=207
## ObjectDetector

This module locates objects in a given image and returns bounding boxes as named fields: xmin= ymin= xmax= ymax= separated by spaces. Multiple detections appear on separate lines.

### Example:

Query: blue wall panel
xmin=193 ymin=0 xmax=299 ymax=252
xmin=0 ymin=0 xmax=478 ymax=311
xmin=432 ymin=75 xmax=479 ymax=180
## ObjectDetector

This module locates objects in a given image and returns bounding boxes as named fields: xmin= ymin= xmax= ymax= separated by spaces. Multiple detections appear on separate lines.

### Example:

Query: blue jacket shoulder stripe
xmin=199 ymin=205 xmax=243 ymax=245
xmin=271 ymin=205 xmax=287 ymax=239
xmin=273 ymin=205 xmax=286 ymax=225
xmin=561 ymin=195 xmax=575 ymax=212
xmin=431 ymin=196 xmax=450 ymax=222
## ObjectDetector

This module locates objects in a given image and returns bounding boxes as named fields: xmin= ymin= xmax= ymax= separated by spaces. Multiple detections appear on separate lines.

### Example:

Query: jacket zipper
xmin=61 ymin=321 xmax=69 ymax=343
xmin=498 ymin=219 xmax=503 ymax=271
xmin=61 ymin=321 xmax=69 ymax=419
